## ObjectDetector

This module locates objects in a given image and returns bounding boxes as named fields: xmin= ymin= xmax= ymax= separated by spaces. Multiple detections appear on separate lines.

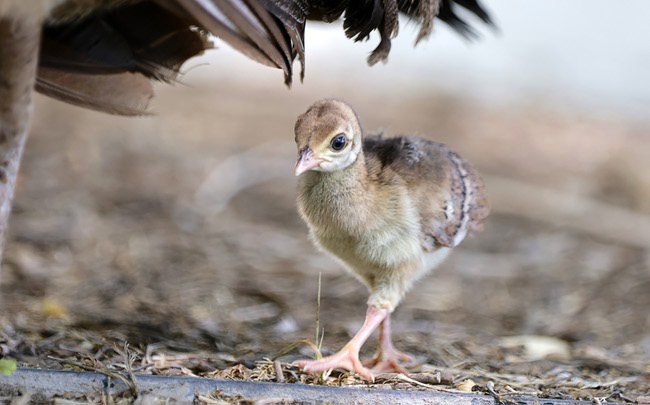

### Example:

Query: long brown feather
xmin=245 ymin=0 xmax=293 ymax=74
xmin=36 ymin=68 xmax=154 ymax=116
xmin=215 ymin=1 xmax=288 ymax=71
xmin=260 ymin=0 xmax=309 ymax=82
xmin=175 ymin=0 xmax=279 ymax=69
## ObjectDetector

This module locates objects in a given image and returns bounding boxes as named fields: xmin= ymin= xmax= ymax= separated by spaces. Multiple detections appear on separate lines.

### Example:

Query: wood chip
xmin=457 ymin=379 xmax=477 ymax=392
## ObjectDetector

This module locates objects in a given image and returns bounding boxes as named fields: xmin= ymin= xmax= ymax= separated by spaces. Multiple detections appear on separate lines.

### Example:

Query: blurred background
xmin=1 ymin=0 xmax=649 ymax=400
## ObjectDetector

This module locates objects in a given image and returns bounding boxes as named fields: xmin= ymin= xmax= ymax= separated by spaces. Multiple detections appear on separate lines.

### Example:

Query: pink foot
xmin=362 ymin=314 xmax=412 ymax=374
xmin=294 ymin=305 xmax=389 ymax=382
xmin=363 ymin=347 xmax=412 ymax=374
xmin=294 ymin=345 xmax=375 ymax=381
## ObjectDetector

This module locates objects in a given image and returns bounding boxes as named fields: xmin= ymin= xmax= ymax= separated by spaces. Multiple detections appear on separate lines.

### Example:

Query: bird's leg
xmin=294 ymin=305 xmax=388 ymax=382
xmin=0 ymin=17 xmax=42 ymax=284
xmin=363 ymin=313 xmax=413 ymax=373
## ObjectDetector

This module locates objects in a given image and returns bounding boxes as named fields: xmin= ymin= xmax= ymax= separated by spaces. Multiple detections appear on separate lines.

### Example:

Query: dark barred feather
xmin=455 ymin=0 xmax=492 ymax=23
xmin=437 ymin=0 xmax=480 ymax=38
xmin=259 ymin=0 xmax=309 ymax=82
xmin=344 ymin=0 xmax=384 ymax=42
xmin=307 ymin=0 xmax=347 ymax=22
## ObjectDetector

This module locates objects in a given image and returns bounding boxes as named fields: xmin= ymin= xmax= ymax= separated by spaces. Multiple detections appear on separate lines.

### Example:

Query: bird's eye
xmin=330 ymin=135 xmax=347 ymax=151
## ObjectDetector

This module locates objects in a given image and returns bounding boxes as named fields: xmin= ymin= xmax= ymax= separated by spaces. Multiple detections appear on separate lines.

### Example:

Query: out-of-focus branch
xmin=485 ymin=175 xmax=650 ymax=249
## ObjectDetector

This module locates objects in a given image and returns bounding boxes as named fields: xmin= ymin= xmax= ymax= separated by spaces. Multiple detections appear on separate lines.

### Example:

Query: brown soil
xmin=1 ymin=72 xmax=649 ymax=403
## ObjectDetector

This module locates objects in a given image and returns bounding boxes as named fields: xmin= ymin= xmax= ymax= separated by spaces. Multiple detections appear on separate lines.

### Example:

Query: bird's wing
xmin=364 ymin=135 xmax=489 ymax=249
xmin=38 ymin=0 xmax=307 ymax=114
xmin=40 ymin=1 xmax=212 ymax=115
xmin=425 ymin=146 xmax=490 ymax=248
xmin=172 ymin=0 xmax=303 ymax=84
xmin=42 ymin=2 xmax=211 ymax=81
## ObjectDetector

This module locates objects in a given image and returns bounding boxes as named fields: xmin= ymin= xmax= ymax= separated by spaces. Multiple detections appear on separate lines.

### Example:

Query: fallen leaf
xmin=206 ymin=364 xmax=253 ymax=380
xmin=0 ymin=359 xmax=17 ymax=376
xmin=499 ymin=335 xmax=571 ymax=361
xmin=41 ymin=297 xmax=69 ymax=320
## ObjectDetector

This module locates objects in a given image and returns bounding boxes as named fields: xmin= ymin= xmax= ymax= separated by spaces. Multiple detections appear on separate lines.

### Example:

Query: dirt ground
xmin=0 ymin=70 xmax=649 ymax=403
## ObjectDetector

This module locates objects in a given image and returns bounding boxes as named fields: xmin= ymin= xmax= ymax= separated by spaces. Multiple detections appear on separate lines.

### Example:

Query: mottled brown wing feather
xmin=432 ymin=149 xmax=489 ymax=248
xmin=364 ymin=135 xmax=489 ymax=250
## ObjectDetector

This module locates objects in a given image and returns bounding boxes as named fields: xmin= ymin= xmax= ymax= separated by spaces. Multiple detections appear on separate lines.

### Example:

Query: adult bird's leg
xmin=294 ymin=305 xmax=388 ymax=382
xmin=363 ymin=313 xmax=413 ymax=373
xmin=0 ymin=17 xmax=42 ymax=284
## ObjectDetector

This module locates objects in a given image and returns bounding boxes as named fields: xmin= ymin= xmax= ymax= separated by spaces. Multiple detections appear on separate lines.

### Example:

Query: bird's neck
xmin=299 ymin=150 xmax=372 ymax=216
xmin=299 ymin=151 xmax=373 ymax=233
xmin=311 ymin=152 xmax=368 ymax=192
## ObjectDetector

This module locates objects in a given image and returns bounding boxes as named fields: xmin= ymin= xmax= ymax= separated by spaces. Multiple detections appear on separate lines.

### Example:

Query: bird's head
xmin=294 ymin=99 xmax=363 ymax=176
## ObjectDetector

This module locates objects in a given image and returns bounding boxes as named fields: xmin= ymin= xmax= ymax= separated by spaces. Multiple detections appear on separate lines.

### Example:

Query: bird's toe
xmin=363 ymin=347 xmax=412 ymax=374
xmin=294 ymin=349 xmax=375 ymax=382
xmin=368 ymin=358 xmax=410 ymax=375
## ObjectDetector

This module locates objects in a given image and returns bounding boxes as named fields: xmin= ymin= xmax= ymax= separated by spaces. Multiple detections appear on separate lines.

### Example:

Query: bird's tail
xmin=37 ymin=0 xmax=492 ymax=115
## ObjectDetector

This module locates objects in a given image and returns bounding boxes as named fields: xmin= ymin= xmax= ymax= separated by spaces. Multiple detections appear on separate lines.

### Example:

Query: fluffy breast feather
xmin=297 ymin=165 xmax=423 ymax=273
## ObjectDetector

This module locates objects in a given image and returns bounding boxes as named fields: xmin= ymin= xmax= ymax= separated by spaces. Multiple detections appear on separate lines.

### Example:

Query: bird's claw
xmin=363 ymin=347 xmax=412 ymax=374
xmin=294 ymin=348 xmax=375 ymax=382
xmin=365 ymin=358 xmax=410 ymax=374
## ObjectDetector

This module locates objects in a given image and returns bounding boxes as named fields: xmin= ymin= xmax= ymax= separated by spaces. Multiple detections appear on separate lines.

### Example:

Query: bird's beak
xmin=295 ymin=147 xmax=323 ymax=176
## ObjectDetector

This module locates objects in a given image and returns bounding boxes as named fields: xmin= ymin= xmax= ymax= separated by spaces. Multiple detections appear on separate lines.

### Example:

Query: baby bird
xmin=293 ymin=99 xmax=490 ymax=381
